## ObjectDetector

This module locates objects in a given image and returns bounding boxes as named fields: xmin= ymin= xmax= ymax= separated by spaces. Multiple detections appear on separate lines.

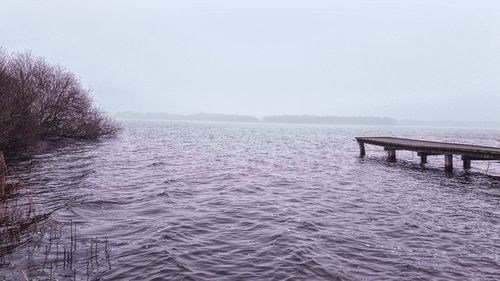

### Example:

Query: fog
xmin=1 ymin=0 xmax=499 ymax=121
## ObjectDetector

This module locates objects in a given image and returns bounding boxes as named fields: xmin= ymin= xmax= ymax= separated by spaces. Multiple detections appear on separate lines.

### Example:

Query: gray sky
xmin=1 ymin=0 xmax=499 ymax=121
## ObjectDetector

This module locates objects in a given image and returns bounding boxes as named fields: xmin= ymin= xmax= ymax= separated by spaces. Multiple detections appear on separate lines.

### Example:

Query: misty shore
xmin=115 ymin=112 xmax=500 ymax=128
xmin=115 ymin=112 xmax=397 ymax=126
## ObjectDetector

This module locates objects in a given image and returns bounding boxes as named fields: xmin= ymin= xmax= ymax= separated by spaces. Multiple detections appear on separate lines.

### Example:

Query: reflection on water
xmin=1 ymin=121 xmax=500 ymax=280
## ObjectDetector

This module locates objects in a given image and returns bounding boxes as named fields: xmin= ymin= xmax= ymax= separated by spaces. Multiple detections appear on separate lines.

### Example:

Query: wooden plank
xmin=417 ymin=152 xmax=442 ymax=156
xmin=461 ymin=155 xmax=499 ymax=161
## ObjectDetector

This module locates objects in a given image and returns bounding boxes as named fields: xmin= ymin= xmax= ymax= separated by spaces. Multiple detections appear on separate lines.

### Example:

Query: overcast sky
xmin=1 ymin=0 xmax=499 ymax=121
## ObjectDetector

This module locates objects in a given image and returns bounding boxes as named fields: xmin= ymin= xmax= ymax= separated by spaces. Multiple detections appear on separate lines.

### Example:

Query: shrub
xmin=0 ymin=48 xmax=119 ymax=150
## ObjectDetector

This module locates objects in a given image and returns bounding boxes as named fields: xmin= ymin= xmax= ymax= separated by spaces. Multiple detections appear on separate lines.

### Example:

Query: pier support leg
xmin=463 ymin=159 xmax=471 ymax=170
xmin=387 ymin=149 xmax=396 ymax=162
xmin=445 ymin=154 xmax=453 ymax=173
xmin=420 ymin=154 xmax=428 ymax=165
xmin=357 ymin=141 xmax=366 ymax=158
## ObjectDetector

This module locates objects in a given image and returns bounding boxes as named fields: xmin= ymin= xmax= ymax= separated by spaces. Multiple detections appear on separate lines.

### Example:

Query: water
xmin=2 ymin=121 xmax=500 ymax=280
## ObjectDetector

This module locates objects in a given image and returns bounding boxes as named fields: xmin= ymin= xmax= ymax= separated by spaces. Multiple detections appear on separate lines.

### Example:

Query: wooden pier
xmin=356 ymin=137 xmax=500 ymax=173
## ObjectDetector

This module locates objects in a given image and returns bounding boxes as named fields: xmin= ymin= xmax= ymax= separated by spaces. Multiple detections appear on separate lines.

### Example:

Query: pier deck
xmin=355 ymin=137 xmax=500 ymax=172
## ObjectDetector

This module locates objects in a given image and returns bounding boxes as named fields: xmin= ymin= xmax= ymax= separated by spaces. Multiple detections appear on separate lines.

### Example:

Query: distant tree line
xmin=0 ymin=48 xmax=119 ymax=150
xmin=117 ymin=112 xmax=398 ymax=125
xmin=116 ymin=112 xmax=260 ymax=123
xmin=262 ymin=115 xmax=398 ymax=125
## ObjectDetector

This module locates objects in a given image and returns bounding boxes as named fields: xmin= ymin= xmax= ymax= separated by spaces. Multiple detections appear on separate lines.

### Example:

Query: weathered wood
xmin=387 ymin=149 xmax=396 ymax=162
xmin=357 ymin=141 xmax=366 ymax=158
xmin=461 ymin=156 xmax=497 ymax=161
xmin=356 ymin=137 xmax=500 ymax=160
xmin=417 ymin=152 xmax=442 ymax=156
xmin=420 ymin=154 xmax=428 ymax=164
xmin=445 ymin=154 xmax=453 ymax=173
xmin=355 ymin=137 xmax=500 ymax=173
xmin=463 ymin=159 xmax=472 ymax=169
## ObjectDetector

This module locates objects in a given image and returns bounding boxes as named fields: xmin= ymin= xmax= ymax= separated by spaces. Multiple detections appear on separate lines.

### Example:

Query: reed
xmin=1 ymin=211 xmax=111 ymax=280
xmin=0 ymin=153 xmax=111 ymax=280
xmin=0 ymin=152 xmax=6 ymax=200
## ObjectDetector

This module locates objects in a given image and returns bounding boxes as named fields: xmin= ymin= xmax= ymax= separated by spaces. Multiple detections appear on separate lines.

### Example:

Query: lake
xmin=2 ymin=120 xmax=500 ymax=280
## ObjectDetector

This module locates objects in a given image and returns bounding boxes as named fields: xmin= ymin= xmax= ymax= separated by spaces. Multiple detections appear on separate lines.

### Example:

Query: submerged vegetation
xmin=0 ymin=48 xmax=120 ymax=151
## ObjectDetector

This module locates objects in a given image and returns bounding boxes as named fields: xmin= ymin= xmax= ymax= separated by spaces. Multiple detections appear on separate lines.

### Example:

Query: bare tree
xmin=0 ymin=49 xmax=120 ymax=150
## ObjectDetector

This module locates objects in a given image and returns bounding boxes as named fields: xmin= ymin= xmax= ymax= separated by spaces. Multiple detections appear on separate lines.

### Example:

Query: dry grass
xmin=1 ymin=181 xmax=20 ymax=202
xmin=0 ymin=153 xmax=23 ymax=225
xmin=0 ymin=153 xmax=111 ymax=279
xmin=0 ymin=155 xmax=40 ymax=259
xmin=0 ymin=151 xmax=6 ymax=199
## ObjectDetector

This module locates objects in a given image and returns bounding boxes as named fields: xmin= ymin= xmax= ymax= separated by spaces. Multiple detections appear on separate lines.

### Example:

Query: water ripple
xmin=3 ymin=121 xmax=500 ymax=280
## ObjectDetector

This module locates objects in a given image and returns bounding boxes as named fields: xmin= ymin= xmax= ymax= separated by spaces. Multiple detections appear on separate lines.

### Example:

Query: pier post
xmin=444 ymin=154 xmax=453 ymax=173
xmin=463 ymin=159 xmax=471 ymax=170
xmin=420 ymin=154 xmax=428 ymax=165
xmin=388 ymin=149 xmax=396 ymax=162
xmin=358 ymin=141 xmax=366 ymax=158
xmin=355 ymin=137 xmax=500 ymax=176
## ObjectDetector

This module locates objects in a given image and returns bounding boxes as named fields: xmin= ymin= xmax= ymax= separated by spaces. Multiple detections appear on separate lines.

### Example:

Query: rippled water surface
xmin=3 ymin=121 xmax=500 ymax=280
